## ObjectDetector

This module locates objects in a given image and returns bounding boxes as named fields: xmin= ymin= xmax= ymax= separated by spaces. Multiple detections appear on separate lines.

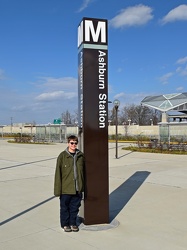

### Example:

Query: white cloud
xmin=180 ymin=65 xmax=187 ymax=76
xmin=34 ymin=76 xmax=78 ymax=101
xmin=114 ymin=92 xmax=126 ymax=99
xmin=160 ymin=5 xmax=187 ymax=24
xmin=176 ymin=56 xmax=187 ymax=64
xmin=176 ymin=86 xmax=184 ymax=91
xmin=35 ymin=90 xmax=77 ymax=102
xmin=77 ymin=0 xmax=92 ymax=13
xmin=35 ymin=76 xmax=77 ymax=91
xmin=176 ymin=63 xmax=187 ymax=76
xmin=159 ymin=72 xmax=173 ymax=84
xmin=0 ymin=69 xmax=6 ymax=80
xmin=36 ymin=91 xmax=65 ymax=101
xmin=117 ymin=67 xmax=123 ymax=73
xmin=176 ymin=67 xmax=182 ymax=73
xmin=112 ymin=92 xmax=147 ymax=106
xmin=109 ymin=4 xmax=154 ymax=28
xmin=0 ymin=76 xmax=79 ymax=124
xmin=11 ymin=105 xmax=31 ymax=112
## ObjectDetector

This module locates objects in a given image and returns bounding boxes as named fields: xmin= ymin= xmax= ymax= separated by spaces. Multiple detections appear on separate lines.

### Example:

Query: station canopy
xmin=141 ymin=92 xmax=187 ymax=114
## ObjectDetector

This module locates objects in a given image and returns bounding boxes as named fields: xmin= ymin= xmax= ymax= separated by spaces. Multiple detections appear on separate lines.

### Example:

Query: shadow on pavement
xmin=109 ymin=171 xmax=150 ymax=222
xmin=117 ymin=151 xmax=134 ymax=158
xmin=1 ymin=172 xmax=150 ymax=227
xmin=0 ymin=196 xmax=55 ymax=226
xmin=0 ymin=157 xmax=56 ymax=170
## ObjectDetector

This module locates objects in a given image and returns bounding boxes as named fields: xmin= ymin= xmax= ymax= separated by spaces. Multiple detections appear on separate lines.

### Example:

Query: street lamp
xmin=128 ymin=119 xmax=131 ymax=125
xmin=20 ymin=127 xmax=22 ymax=141
xmin=10 ymin=117 xmax=13 ymax=134
xmin=113 ymin=99 xmax=120 ymax=159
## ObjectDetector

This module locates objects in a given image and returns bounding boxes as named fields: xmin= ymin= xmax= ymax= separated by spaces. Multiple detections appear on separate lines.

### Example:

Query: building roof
xmin=141 ymin=92 xmax=187 ymax=113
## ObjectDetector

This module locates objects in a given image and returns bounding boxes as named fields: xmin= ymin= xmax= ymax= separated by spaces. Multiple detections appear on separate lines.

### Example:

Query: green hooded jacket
xmin=54 ymin=148 xmax=85 ymax=196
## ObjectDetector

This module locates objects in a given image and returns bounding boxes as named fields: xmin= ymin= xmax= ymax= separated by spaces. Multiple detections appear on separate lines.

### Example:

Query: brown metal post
xmin=78 ymin=18 xmax=109 ymax=225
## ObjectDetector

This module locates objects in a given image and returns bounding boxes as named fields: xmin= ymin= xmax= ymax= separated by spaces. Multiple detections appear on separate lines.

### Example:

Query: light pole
xmin=113 ymin=99 xmax=120 ymax=159
xmin=20 ymin=127 xmax=22 ymax=141
xmin=10 ymin=117 xmax=13 ymax=134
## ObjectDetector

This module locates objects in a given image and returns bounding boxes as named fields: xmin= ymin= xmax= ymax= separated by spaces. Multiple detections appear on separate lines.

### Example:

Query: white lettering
xmin=98 ymin=50 xmax=106 ymax=89
xmin=99 ymin=94 xmax=107 ymax=128
xmin=78 ymin=51 xmax=84 ymax=127
xmin=79 ymin=51 xmax=83 ymax=90
xmin=78 ymin=19 xmax=106 ymax=47
xmin=85 ymin=20 xmax=106 ymax=43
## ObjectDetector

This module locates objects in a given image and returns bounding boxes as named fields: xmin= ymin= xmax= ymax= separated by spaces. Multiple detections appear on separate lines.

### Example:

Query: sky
xmin=1 ymin=0 xmax=187 ymax=125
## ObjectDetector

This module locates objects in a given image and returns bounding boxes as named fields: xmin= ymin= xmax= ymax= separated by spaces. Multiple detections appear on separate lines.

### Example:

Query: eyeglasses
xmin=70 ymin=142 xmax=78 ymax=145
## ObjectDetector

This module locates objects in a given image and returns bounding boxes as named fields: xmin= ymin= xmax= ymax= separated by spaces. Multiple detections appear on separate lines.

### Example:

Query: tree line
xmin=61 ymin=104 xmax=161 ymax=126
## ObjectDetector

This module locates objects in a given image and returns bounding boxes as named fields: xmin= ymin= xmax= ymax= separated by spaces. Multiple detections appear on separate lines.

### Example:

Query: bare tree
xmin=151 ymin=109 xmax=162 ymax=125
xmin=120 ymin=104 xmax=161 ymax=125
xmin=61 ymin=104 xmax=161 ymax=126
xmin=61 ymin=110 xmax=72 ymax=125
xmin=71 ymin=109 xmax=79 ymax=125
xmin=61 ymin=110 xmax=79 ymax=125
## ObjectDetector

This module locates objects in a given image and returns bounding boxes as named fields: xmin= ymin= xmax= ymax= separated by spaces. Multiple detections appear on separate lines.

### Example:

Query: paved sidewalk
xmin=0 ymin=140 xmax=187 ymax=250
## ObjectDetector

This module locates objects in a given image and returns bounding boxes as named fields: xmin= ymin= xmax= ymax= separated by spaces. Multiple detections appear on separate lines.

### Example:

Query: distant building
xmin=141 ymin=92 xmax=187 ymax=122
xmin=141 ymin=92 xmax=187 ymax=143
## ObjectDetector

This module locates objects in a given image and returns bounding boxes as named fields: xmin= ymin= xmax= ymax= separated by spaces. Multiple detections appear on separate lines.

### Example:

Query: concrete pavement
xmin=0 ymin=140 xmax=187 ymax=250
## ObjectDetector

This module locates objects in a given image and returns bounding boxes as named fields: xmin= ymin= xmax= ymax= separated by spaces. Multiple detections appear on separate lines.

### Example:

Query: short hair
xmin=67 ymin=135 xmax=78 ymax=143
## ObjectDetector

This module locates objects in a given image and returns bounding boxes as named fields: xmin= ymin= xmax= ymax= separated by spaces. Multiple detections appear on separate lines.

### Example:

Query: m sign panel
xmin=78 ymin=18 xmax=107 ymax=47
xmin=78 ymin=17 xmax=109 ymax=225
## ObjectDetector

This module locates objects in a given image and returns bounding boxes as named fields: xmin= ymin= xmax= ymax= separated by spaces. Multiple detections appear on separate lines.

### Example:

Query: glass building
xmin=141 ymin=92 xmax=187 ymax=114
xmin=141 ymin=92 xmax=187 ymax=143
xmin=35 ymin=124 xmax=67 ymax=143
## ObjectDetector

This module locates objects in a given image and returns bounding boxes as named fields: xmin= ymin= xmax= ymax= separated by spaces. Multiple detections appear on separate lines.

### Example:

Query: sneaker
xmin=70 ymin=225 xmax=79 ymax=232
xmin=62 ymin=226 xmax=72 ymax=232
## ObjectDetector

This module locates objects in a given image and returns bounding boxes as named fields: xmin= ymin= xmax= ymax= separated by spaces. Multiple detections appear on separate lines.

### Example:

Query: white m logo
xmin=78 ymin=19 xmax=107 ymax=47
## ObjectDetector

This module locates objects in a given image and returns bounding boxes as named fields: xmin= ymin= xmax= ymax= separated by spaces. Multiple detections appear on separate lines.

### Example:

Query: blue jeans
xmin=60 ymin=192 xmax=82 ymax=227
